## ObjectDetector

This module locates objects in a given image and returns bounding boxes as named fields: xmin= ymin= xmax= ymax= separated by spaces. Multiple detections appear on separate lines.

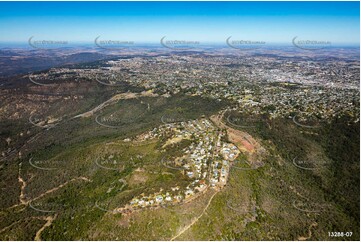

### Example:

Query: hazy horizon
xmin=0 ymin=1 xmax=359 ymax=45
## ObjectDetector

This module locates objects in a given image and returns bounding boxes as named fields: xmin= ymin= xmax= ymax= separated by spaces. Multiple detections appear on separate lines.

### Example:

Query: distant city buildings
xmin=30 ymin=51 xmax=359 ymax=123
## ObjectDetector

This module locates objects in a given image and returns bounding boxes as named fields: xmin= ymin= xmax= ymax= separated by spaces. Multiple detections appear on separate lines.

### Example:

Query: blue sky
xmin=0 ymin=1 xmax=359 ymax=45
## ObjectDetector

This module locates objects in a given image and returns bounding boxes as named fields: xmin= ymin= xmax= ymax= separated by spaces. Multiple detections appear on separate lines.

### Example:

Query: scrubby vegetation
xmin=0 ymin=73 xmax=358 ymax=240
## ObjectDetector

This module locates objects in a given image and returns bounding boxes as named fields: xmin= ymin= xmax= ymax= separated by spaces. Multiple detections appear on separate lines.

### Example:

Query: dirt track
xmin=170 ymin=190 xmax=219 ymax=241
xmin=210 ymin=111 xmax=266 ymax=167
xmin=73 ymin=91 xmax=158 ymax=118
xmin=17 ymin=163 xmax=27 ymax=204
xmin=34 ymin=215 xmax=57 ymax=241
